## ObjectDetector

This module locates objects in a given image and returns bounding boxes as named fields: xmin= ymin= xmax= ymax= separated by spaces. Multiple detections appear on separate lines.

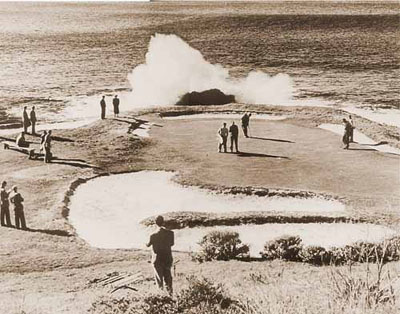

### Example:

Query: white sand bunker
xmin=66 ymin=171 xmax=376 ymax=252
xmin=174 ymin=223 xmax=396 ymax=257
xmin=319 ymin=124 xmax=400 ymax=155
xmin=163 ymin=113 xmax=288 ymax=121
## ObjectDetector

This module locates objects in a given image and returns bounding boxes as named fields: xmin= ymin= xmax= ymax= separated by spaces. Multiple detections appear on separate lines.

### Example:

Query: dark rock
xmin=176 ymin=89 xmax=235 ymax=106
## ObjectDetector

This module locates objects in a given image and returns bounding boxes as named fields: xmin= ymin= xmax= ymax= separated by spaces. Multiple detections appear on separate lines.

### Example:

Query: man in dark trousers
xmin=30 ymin=106 xmax=37 ymax=135
xmin=146 ymin=215 xmax=174 ymax=294
xmin=113 ymin=95 xmax=120 ymax=118
xmin=44 ymin=130 xmax=52 ymax=163
xmin=342 ymin=118 xmax=352 ymax=149
xmin=22 ymin=106 xmax=30 ymax=133
xmin=0 ymin=181 xmax=12 ymax=227
xmin=229 ymin=121 xmax=239 ymax=153
xmin=241 ymin=113 xmax=252 ymax=138
xmin=217 ymin=122 xmax=229 ymax=153
xmin=100 ymin=96 xmax=106 ymax=119
xmin=10 ymin=186 xmax=27 ymax=230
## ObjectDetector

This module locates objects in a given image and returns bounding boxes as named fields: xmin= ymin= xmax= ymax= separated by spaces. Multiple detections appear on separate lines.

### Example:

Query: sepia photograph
xmin=0 ymin=0 xmax=399 ymax=313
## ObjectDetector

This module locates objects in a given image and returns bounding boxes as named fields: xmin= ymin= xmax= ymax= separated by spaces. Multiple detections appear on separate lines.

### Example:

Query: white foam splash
xmin=126 ymin=34 xmax=294 ymax=108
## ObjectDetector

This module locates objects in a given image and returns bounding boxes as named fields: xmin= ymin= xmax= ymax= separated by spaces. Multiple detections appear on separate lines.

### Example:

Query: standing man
xmin=22 ymin=106 xmax=31 ymax=133
xmin=1 ymin=181 xmax=12 ymax=227
xmin=241 ymin=113 xmax=252 ymax=138
xmin=217 ymin=122 xmax=229 ymax=153
xmin=349 ymin=115 xmax=355 ymax=143
xmin=342 ymin=118 xmax=352 ymax=149
xmin=113 ymin=95 xmax=120 ymax=118
xmin=30 ymin=106 xmax=37 ymax=135
xmin=100 ymin=96 xmax=106 ymax=119
xmin=44 ymin=130 xmax=52 ymax=163
xmin=40 ymin=130 xmax=47 ymax=153
xmin=146 ymin=215 xmax=174 ymax=295
xmin=9 ymin=186 xmax=27 ymax=230
xmin=229 ymin=121 xmax=239 ymax=153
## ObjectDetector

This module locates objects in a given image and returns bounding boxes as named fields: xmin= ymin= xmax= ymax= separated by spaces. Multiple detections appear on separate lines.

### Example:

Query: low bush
xmin=177 ymin=276 xmax=234 ymax=311
xmin=298 ymin=245 xmax=331 ymax=265
xmin=193 ymin=230 xmax=249 ymax=262
xmin=260 ymin=235 xmax=400 ymax=266
xmin=260 ymin=235 xmax=303 ymax=261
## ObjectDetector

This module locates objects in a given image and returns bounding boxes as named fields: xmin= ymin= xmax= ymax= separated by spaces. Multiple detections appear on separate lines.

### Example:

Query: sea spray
xmin=127 ymin=34 xmax=294 ymax=107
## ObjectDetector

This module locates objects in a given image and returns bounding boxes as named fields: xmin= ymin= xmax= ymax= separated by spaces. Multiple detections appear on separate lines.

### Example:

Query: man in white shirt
xmin=218 ymin=122 xmax=229 ymax=153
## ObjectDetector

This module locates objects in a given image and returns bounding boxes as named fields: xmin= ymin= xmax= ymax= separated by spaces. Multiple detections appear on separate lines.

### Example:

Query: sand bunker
xmin=319 ymin=123 xmax=400 ymax=155
xmin=65 ymin=171 xmax=398 ymax=254
xmin=163 ymin=113 xmax=288 ymax=121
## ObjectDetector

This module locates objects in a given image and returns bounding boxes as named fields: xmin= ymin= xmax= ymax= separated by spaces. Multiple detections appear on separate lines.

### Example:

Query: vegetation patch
xmin=260 ymin=235 xmax=400 ymax=265
xmin=193 ymin=230 xmax=250 ymax=262
xmin=90 ymin=276 xmax=237 ymax=314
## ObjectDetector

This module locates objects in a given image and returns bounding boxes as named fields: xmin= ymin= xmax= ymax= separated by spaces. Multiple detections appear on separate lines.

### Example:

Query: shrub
xmin=140 ymin=294 xmax=179 ymax=314
xmin=298 ymin=246 xmax=332 ymax=265
xmin=193 ymin=230 xmax=249 ymax=262
xmin=260 ymin=235 xmax=303 ymax=261
xmin=177 ymin=276 xmax=234 ymax=311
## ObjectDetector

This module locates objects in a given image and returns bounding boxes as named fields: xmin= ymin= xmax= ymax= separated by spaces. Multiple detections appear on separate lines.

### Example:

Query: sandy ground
xmin=0 ymin=104 xmax=399 ymax=313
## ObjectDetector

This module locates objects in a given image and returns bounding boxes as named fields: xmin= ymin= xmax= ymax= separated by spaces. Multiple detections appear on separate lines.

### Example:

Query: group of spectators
xmin=217 ymin=113 xmax=252 ymax=153
xmin=100 ymin=95 xmax=120 ymax=119
xmin=0 ymin=181 xmax=27 ymax=230
xmin=19 ymin=106 xmax=53 ymax=162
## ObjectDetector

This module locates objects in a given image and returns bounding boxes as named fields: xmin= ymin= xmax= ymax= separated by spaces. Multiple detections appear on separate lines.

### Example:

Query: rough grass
xmin=89 ymin=260 xmax=400 ymax=314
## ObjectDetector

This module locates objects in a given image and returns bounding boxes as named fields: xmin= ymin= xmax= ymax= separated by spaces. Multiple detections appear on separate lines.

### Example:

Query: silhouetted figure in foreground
xmin=1 ymin=181 xmax=12 ymax=227
xmin=9 ymin=186 xmax=27 ymax=230
xmin=146 ymin=215 xmax=174 ymax=295
xmin=16 ymin=132 xmax=29 ymax=148
xmin=113 ymin=95 xmax=120 ymax=118
xmin=30 ymin=106 xmax=37 ymax=135
xmin=22 ymin=106 xmax=31 ymax=133
xmin=229 ymin=121 xmax=239 ymax=153
xmin=44 ymin=130 xmax=52 ymax=163
xmin=349 ymin=115 xmax=355 ymax=143
xmin=218 ymin=122 xmax=229 ymax=153
xmin=241 ymin=113 xmax=252 ymax=138
xmin=342 ymin=118 xmax=352 ymax=149
xmin=100 ymin=96 xmax=106 ymax=119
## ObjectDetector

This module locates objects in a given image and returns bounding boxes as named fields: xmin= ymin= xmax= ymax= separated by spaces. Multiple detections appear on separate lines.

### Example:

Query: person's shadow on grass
xmin=249 ymin=136 xmax=294 ymax=144
xmin=236 ymin=151 xmax=290 ymax=159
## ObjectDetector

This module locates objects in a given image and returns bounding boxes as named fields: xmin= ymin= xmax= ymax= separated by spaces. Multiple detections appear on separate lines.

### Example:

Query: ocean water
xmin=0 ymin=1 xmax=399 ymax=124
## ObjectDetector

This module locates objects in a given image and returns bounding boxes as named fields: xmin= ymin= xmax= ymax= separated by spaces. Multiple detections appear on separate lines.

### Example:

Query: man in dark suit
xmin=229 ymin=121 xmax=239 ymax=153
xmin=146 ymin=215 xmax=174 ymax=294
xmin=100 ymin=96 xmax=106 ymax=119
xmin=112 ymin=95 xmax=120 ymax=118
xmin=0 ymin=181 xmax=12 ymax=227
